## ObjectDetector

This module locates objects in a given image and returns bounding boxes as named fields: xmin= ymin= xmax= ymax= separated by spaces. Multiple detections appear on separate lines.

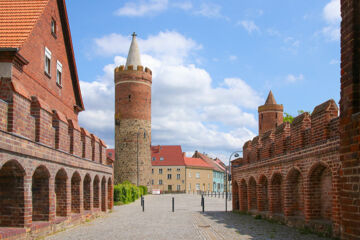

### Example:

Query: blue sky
xmin=65 ymin=0 xmax=340 ymax=163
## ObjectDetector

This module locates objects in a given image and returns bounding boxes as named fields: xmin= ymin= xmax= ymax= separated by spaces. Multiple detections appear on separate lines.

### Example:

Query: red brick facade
xmin=232 ymin=99 xmax=341 ymax=237
xmin=340 ymin=1 xmax=360 ymax=239
xmin=0 ymin=0 xmax=113 ymax=239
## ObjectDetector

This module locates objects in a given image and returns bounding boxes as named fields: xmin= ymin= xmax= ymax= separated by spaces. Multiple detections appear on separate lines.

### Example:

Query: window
xmin=188 ymin=171 xmax=191 ymax=177
xmin=167 ymin=174 xmax=172 ymax=179
xmin=196 ymin=172 xmax=200 ymax=179
xmin=44 ymin=47 xmax=51 ymax=76
xmin=167 ymin=168 xmax=171 ymax=171
xmin=152 ymin=157 xmax=156 ymax=161
xmin=160 ymin=157 xmax=164 ymax=161
xmin=177 ymin=168 xmax=180 ymax=171
xmin=208 ymin=183 xmax=210 ymax=190
xmin=56 ymin=60 xmax=62 ymax=86
xmin=196 ymin=183 xmax=200 ymax=190
xmin=159 ymin=168 xmax=163 ymax=174
xmin=182 ymin=180 xmax=184 ymax=184
xmin=159 ymin=179 xmax=163 ymax=185
xmin=177 ymin=185 xmax=180 ymax=191
xmin=151 ymin=179 xmax=154 ymax=185
xmin=176 ymin=174 xmax=180 ymax=180
xmin=208 ymin=173 xmax=210 ymax=179
xmin=152 ymin=169 xmax=154 ymax=174
xmin=51 ymin=18 xmax=56 ymax=36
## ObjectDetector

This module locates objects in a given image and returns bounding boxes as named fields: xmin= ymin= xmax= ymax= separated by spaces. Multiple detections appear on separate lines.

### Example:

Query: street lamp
xmin=225 ymin=150 xmax=242 ymax=212
xmin=136 ymin=128 xmax=149 ymax=186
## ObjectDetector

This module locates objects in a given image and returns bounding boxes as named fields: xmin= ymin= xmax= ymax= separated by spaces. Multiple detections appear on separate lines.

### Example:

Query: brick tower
xmin=258 ymin=90 xmax=283 ymax=135
xmin=114 ymin=33 xmax=152 ymax=186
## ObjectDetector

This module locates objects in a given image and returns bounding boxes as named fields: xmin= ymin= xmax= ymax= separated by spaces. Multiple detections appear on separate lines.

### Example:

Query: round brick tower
xmin=114 ymin=33 xmax=152 ymax=186
xmin=258 ymin=90 xmax=283 ymax=135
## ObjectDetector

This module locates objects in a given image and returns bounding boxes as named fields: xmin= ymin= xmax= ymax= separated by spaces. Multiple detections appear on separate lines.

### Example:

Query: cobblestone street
xmin=46 ymin=194 xmax=330 ymax=240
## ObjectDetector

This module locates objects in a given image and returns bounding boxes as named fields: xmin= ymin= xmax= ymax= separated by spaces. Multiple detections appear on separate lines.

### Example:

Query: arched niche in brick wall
xmin=107 ymin=177 xmax=113 ymax=210
xmin=307 ymin=162 xmax=332 ymax=221
xmin=83 ymin=174 xmax=91 ymax=211
xmin=270 ymin=172 xmax=283 ymax=214
xmin=240 ymin=179 xmax=248 ymax=211
xmin=248 ymin=176 xmax=257 ymax=211
xmin=101 ymin=176 xmax=106 ymax=212
xmin=32 ymin=165 xmax=50 ymax=221
xmin=71 ymin=172 xmax=81 ymax=214
xmin=285 ymin=167 xmax=304 ymax=217
xmin=55 ymin=168 xmax=68 ymax=217
xmin=0 ymin=160 xmax=25 ymax=227
xmin=258 ymin=175 xmax=269 ymax=212
xmin=93 ymin=175 xmax=100 ymax=209
xmin=232 ymin=181 xmax=239 ymax=210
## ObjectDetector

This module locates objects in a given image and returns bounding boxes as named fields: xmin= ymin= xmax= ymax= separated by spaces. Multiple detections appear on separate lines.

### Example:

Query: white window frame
xmin=196 ymin=183 xmax=200 ymax=190
xmin=196 ymin=172 xmax=200 ymax=179
xmin=160 ymin=157 xmax=164 ymax=161
xmin=56 ymin=60 xmax=62 ymax=86
xmin=159 ymin=168 xmax=162 ymax=174
xmin=177 ymin=174 xmax=180 ymax=180
xmin=167 ymin=174 xmax=171 ymax=180
xmin=44 ymin=47 xmax=52 ymax=76
xmin=177 ymin=185 xmax=180 ymax=191
xmin=159 ymin=179 xmax=163 ymax=185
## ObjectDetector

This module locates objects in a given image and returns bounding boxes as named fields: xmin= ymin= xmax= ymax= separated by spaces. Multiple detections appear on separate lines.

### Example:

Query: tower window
xmin=128 ymin=95 xmax=131 ymax=102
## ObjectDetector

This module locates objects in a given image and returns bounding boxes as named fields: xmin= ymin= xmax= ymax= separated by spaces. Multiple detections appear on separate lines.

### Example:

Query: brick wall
xmin=232 ymin=99 xmax=341 ymax=237
xmin=339 ymin=0 xmax=360 ymax=239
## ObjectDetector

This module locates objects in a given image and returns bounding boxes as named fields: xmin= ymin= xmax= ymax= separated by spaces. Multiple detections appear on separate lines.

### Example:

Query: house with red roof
xmin=184 ymin=156 xmax=213 ymax=193
xmin=193 ymin=151 xmax=226 ymax=192
xmin=151 ymin=145 xmax=186 ymax=192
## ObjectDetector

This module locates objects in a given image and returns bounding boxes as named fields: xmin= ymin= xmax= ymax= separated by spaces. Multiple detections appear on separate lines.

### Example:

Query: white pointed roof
xmin=125 ymin=32 xmax=142 ymax=69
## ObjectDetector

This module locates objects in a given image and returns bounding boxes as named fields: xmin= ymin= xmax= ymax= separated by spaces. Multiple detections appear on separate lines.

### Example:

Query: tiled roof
xmin=184 ymin=157 xmax=212 ymax=169
xmin=193 ymin=152 xmax=225 ymax=172
xmin=151 ymin=145 xmax=185 ymax=166
xmin=0 ymin=0 xmax=49 ymax=48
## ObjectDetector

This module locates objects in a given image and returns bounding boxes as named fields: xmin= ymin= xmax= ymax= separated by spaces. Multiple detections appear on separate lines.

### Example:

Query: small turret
xmin=258 ymin=90 xmax=283 ymax=136
xmin=125 ymin=32 xmax=142 ymax=69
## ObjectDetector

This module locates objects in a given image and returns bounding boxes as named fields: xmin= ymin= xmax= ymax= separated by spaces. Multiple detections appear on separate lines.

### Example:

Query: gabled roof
xmin=151 ymin=145 xmax=185 ymax=166
xmin=193 ymin=151 xmax=225 ymax=172
xmin=0 ymin=0 xmax=48 ymax=48
xmin=184 ymin=157 xmax=212 ymax=169
xmin=0 ymin=0 xmax=84 ymax=110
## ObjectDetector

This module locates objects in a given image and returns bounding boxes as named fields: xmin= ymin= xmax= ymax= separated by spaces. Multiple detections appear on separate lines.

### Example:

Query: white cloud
xmin=324 ymin=0 xmax=341 ymax=24
xmin=194 ymin=3 xmax=225 ymax=19
xmin=172 ymin=1 xmax=192 ymax=11
xmin=81 ymin=31 xmax=262 ymax=153
xmin=330 ymin=59 xmax=340 ymax=65
xmin=282 ymin=37 xmax=300 ymax=54
xmin=238 ymin=20 xmax=260 ymax=34
xmin=229 ymin=55 xmax=237 ymax=61
xmin=286 ymin=74 xmax=304 ymax=83
xmin=115 ymin=0 xmax=168 ymax=17
xmin=321 ymin=0 xmax=340 ymax=41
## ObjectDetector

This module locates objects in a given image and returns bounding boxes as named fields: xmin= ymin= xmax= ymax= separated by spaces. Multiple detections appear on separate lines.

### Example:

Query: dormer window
xmin=44 ymin=47 xmax=51 ymax=77
xmin=51 ymin=19 xmax=57 ymax=37
xmin=56 ymin=60 xmax=62 ymax=86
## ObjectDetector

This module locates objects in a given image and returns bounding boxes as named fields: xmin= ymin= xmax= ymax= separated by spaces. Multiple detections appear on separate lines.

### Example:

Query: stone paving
xmin=46 ymin=194 xmax=330 ymax=240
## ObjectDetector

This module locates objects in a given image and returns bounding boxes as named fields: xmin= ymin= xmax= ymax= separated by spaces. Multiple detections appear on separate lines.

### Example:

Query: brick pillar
xmin=340 ymin=1 xmax=360 ymax=239
xmin=24 ymin=175 xmax=32 ymax=227
xmin=49 ymin=176 xmax=56 ymax=222
xmin=66 ymin=178 xmax=71 ymax=216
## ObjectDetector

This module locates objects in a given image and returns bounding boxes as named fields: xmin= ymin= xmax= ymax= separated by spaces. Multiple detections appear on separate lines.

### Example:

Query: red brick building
xmin=0 ymin=0 xmax=113 ymax=239
xmin=231 ymin=94 xmax=341 ymax=237
xmin=232 ymin=2 xmax=360 ymax=239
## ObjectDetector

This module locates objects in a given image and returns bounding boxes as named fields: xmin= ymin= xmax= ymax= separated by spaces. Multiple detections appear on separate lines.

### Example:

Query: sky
xmin=65 ymin=0 xmax=341 ymax=164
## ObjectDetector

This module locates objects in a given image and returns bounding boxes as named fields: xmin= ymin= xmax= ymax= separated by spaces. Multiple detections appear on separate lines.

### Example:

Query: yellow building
xmin=151 ymin=145 xmax=186 ymax=192
xmin=184 ymin=157 xmax=213 ymax=193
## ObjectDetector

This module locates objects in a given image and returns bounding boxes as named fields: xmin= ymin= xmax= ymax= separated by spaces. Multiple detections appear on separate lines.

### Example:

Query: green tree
xmin=283 ymin=113 xmax=294 ymax=123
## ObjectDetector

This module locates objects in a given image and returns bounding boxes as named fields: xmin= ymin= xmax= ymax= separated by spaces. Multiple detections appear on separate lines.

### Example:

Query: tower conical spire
xmin=125 ymin=32 xmax=142 ymax=69
xmin=265 ymin=90 xmax=277 ymax=105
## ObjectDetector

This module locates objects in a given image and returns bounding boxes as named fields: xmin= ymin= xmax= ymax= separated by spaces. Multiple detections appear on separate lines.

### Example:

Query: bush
xmin=113 ymin=181 xmax=143 ymax=205
xmin=139 ymin=185 xmax=148 ymax=195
